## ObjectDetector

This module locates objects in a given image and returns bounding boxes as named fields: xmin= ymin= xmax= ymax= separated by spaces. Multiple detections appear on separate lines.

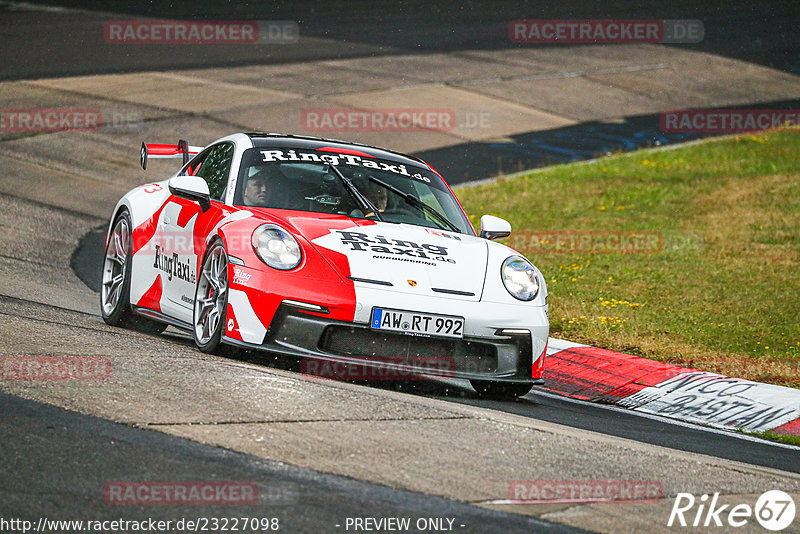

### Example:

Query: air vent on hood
xmin=348 ymin=277 xmax=393 ymax=287
xmin=431 ymin=288 xmax=475 ymax=296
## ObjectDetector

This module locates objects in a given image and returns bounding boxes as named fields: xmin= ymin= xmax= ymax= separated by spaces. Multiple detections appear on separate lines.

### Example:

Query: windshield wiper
xmin=367 ymin=176 xmax=461 ymax=233
xmin=325 ymin=165 xmax=384 ymax=221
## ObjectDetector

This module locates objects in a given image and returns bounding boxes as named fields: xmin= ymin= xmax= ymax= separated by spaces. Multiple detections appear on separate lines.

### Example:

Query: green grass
xmin=456 ymin=130 xmax=800 ymax=388
xmin=743 ymin=430 xmax=800 ymax=447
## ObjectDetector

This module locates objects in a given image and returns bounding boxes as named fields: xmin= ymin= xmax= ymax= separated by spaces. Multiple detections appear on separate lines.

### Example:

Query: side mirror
xmin=480 ymin=214 xmax=511 ymax=240
xmin=168 ymin=175 xmax=211 ymax=212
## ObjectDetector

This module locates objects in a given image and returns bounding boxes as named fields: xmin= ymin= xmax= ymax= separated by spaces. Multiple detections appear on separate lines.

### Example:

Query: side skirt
xmin=132 ymin=305 xmax=193 ymax=332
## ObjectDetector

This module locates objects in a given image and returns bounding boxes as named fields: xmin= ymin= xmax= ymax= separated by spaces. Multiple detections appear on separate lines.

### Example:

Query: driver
xmin=243 ymin=166 xmax=285 ymax=207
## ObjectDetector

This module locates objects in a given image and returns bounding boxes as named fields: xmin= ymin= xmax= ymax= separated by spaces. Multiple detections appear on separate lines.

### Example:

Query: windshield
xmin=234 ymin=148 xmax=473 ymax=234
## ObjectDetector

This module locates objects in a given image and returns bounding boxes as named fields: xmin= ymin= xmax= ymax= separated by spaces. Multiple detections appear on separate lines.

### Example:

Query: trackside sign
xmin=619 ymin=372 xmax=800 ymax=432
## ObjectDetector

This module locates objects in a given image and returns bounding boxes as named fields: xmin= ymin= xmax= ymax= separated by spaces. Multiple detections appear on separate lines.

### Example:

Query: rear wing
xmin=140 ymin=140 xmax=204 ymax=170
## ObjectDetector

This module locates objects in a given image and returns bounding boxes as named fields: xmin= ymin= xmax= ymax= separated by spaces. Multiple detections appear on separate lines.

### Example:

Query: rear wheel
xmin=193 ymin=241 xmax=230 ymax=354
xmin=470 ymin=380 xmax=533 ymax=400
xmin=100 ymin=210 xmax=166 ymax=334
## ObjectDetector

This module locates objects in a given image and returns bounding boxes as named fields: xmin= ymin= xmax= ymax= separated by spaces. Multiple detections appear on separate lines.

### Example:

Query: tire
xmin=100 ymin=210 xmax=166 ymax=335
xmin=470 ymin=380 xmax=533 ymax=400
xmin=193 ymin=240 xmax=231 ymax=354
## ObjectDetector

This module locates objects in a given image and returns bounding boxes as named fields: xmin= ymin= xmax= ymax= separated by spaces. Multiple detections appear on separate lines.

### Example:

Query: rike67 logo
xmin=668 ymin=490 xmax=795 ymax=531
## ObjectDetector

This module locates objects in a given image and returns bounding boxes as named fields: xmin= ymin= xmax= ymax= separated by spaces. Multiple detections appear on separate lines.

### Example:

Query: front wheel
xmin=470 ymin=380 xmax=533 ymax=400
xmin=193 ymin=241 xmax=230 ymax=354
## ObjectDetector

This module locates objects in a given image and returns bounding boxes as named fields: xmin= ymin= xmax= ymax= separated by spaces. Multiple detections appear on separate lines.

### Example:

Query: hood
xmin=263 ymin=211 xmax=488 ymax=301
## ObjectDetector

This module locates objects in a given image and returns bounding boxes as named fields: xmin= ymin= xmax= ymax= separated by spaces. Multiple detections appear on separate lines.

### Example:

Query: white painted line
xmin=546 ymin=337 xmax=589 ymax=353
xmin=0 ymin=1 xmax=69 ymax=12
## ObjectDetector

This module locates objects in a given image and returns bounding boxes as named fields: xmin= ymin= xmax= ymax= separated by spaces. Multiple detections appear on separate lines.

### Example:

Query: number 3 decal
xmin=143 ymin=183 xmax=162 ymax=194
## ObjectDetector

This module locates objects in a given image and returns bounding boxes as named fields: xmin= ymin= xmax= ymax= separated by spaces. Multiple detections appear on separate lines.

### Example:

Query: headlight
xmin=251 ymin=224 xmax=302 ymax=270
xmin=501 ymin=256 xmax=539 ymax=301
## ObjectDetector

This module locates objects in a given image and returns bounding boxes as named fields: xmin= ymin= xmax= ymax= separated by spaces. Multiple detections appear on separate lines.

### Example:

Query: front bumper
xmin=223 ymin=303 xmax=547 ymax=384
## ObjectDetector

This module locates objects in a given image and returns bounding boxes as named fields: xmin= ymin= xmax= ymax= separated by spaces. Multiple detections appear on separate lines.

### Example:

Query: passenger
xmin=362 ymin=181 xmax=388 ymax=218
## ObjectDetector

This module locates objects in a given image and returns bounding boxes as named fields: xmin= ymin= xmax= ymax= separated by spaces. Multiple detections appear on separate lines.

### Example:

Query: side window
xmin=185 ymin=143 xmax=234 ymax=201
xmin=183 ymin=153 xmax=206 ymax=177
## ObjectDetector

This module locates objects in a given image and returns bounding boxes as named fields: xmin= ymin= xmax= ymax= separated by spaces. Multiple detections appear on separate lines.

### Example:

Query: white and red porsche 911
xmin=101 ymin=133 xmax=548 ymax=398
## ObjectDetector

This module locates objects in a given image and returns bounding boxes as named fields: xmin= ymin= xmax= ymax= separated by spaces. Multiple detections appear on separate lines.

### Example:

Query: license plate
xmin=370 ymin=307 xmax=464 ymax=339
